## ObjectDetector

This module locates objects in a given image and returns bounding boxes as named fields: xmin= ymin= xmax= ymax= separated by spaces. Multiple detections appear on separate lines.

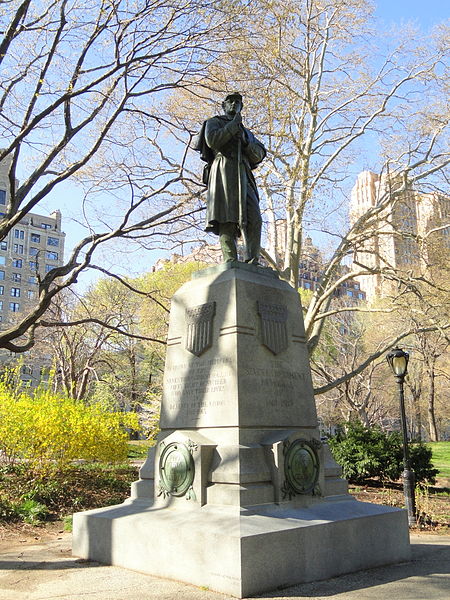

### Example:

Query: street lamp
xmin=386 ymin=347 xmax=416 ymax=526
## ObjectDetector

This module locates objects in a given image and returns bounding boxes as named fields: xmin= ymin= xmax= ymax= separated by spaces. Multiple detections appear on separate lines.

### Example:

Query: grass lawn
xmin=127 ymin=440 xmax=153 ymax=460
xmin=429 ymin=442 xmax=450 ymax=479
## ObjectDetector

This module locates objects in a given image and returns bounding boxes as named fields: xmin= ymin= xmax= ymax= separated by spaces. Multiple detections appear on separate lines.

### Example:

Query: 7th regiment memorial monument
xmin=72 ymin=94 xmax=411 ymax=598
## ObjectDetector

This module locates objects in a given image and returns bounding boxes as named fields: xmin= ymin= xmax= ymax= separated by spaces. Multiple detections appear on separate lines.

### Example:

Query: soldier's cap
xmin=223 ymin=92 xmax=243 ymax=103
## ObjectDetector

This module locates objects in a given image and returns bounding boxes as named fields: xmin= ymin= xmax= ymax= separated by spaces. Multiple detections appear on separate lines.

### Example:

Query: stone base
xmin=73 ymin=264 xmax=411 ymax=596
xmin=73 ymin=497 xmax=410 ymax=598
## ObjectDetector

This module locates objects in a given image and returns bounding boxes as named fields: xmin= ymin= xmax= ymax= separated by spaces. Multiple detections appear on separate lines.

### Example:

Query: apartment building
xmin=350 ymin=171 xmax=449 ymax=302
xmin=0 ymin=154 xmax=65 ymax=384
xmin=0 ymin=166 xmax=65 ymax=326
xmin=265 ymin=220 xmax=367 ymax=301
xmin=0 ymin=210 xmax=65 ymax=322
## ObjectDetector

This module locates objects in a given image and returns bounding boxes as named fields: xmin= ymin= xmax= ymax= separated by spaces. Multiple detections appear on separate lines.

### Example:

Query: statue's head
xmin=222 ymin=92 xmax=243 ymax=116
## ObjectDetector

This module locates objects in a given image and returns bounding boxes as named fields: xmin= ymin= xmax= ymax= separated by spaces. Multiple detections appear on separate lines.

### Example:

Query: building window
xmin=14 ymin=229 xmax=24 ymax=239
xmin=12 ymin=259 xmax=22 ymax=268
xmin=29 ymin=247 xmax=39 ymax=256
xmin=41 ymin=223 xmax=52 ymax=229
xmin=0 ymin=190 xmax=6 ymax=205
xmin=46 ymin=251 xmax=58 ymax=260
xmin=0 ymin=241 xmax=7 ymax=250
xmin=29 ymin=261 xmax=38 ymax=271
xmin=354 ymin=283 xmax=360 ymax=290
xmin=13 ymin=244 xmax=23 ymax=254
xmin=0 ymin=301 xmax=3 ymax=310
xmin=31 ymin=233 xmax=41 ymax=243
xmin=358 ymin=292 xmax=364 ymax=300
xmin=12 ymin=273 xmax=21 ymax=282
xmin=10 ymin=287 xmax=20 ymax=297
xmin=0 ymin=286 xmax=3 ymax=295
xmin=22 ymin=365 xmax=33 ymax=375
xmin=47 ymin=236 xmax=59 ymax=246
xmin=9 ymin=302 xmax=19 ymax=312
xmin=0 ymin=271 xmax=4 ymax=280
xmin=45 ymin=264 xmax=53 ymax=273
xmin=347 ymin=290 xmax=354 ymax=297
xmin=303 ymin=281 xmax=311 ymax=289
xmin=28 ymin=276 xmax=37 ymax=284
xmin=27 ymin=290 xmax=35 ymax=299
xmin=0 ymin=256 xmax=5 ymax=265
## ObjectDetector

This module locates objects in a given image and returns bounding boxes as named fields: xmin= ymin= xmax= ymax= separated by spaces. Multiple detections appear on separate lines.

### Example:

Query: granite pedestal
xmin=73 ymin=263 xmax=410 ymax=598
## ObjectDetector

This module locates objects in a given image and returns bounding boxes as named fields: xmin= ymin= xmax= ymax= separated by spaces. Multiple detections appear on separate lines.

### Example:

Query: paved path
xmin=0 ymin=533 xmax=449 ymax=600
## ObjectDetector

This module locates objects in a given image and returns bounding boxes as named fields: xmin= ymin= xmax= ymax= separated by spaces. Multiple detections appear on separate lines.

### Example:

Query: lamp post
xmin=386 ymin=347 xmax=416 ymax=526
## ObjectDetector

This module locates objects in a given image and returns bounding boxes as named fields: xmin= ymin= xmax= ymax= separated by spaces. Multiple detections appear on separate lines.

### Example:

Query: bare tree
xmin=409 ymin=328 xmax=449 ymax=442
xmin=37 ymin=260 xmax=199 ymax=404
xmin=0 ymin=0 xmax=234 ymax=351
xmin=311 ymin=301 xmax=394 ymax=427
xmin=192 ymin=0 xmax=450 ymax=391
xmin=405 ymin=361 xmax=424 ymax=441
xmin=37 ymin=280 xmax=150 ymax=400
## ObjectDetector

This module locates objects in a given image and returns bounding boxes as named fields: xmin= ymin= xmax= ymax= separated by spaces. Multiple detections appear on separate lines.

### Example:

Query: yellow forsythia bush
xmin=0 ymin=379 xmax=139 ymax=471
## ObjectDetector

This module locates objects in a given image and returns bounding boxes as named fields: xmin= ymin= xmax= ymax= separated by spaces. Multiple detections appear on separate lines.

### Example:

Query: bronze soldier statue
xmin=194 ymin=93 xmax=266 ymax=263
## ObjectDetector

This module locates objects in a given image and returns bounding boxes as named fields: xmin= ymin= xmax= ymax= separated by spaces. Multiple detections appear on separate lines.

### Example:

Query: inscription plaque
xmin=158 ymin=441 xmax=195 ymax=498
xmin=283 ymin=439 xmax=320 ymax=498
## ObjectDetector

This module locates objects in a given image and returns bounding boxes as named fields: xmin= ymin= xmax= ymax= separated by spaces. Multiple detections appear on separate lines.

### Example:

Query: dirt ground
xmin=349 ymin=483 xmax=450 ymax=533
xmin=0 ymin=520 xmax=68 ymax=551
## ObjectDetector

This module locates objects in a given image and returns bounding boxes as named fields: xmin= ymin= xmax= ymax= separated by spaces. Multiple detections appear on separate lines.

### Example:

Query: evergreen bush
xmin=328 ymin=421 xmax=438 ymax=485
xmin=409 ymin=442 xmax=439 ymax=484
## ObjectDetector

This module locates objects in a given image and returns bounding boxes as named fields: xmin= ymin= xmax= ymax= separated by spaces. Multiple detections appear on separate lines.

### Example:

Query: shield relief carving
xmin=185 ymin=301 xmax=216 ymax=356
xmin=257 ymin=301 xmax=288 ymax=355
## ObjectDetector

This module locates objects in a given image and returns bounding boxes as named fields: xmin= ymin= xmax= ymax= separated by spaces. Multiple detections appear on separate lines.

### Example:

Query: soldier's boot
xmin=243 ymin=229 xmax=261 ymax=265
xmin=219 ymin=223 xmax=238 ymax=262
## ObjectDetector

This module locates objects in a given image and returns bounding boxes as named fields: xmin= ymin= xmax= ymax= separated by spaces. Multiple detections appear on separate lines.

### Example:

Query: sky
xmin=38 ymin=0 xmax=449 ymax=288
xmin=375 ymin=0 xmax=449 ymax=29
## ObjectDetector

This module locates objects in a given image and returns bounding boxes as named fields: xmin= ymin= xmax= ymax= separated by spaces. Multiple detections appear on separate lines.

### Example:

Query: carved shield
xmin=257 ymin=301 xmax=288 ymax=355
xmin=185 ymin=302 xmax=216 ymax=356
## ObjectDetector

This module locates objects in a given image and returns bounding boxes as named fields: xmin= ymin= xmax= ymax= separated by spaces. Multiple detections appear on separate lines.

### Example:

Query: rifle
xmin=236 ymin=108 xmax=248 ymax=256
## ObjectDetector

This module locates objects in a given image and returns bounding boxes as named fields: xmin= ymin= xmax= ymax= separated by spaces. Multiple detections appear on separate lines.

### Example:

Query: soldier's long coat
xmin=196 ymin=115 xmax=266 ymax=235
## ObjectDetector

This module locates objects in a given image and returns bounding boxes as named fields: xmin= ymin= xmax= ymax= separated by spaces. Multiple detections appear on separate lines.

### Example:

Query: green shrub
xmin=328 ymin=421 xmax=438 ymax=485
xmin=0 ymin=462 xmax=139 ymax=525
xmin=63 ymin=515 xmax=73 ymax=532
xmin=15 ymin=499 xmax=49 ymax=524
xmin=0 ymin=378 xmax=140 ymax=473
xmin=410 ymin=443 xmax=439 ymax=484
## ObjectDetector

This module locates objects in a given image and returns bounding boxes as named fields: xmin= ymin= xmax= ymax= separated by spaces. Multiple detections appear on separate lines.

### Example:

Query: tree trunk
xmin=412 ymin=391 xmax=422 ymax=441
xmin=427 ymin=372 xmax=439 ymax=442
xmin=357 ymin=407 xmax=370 ymax=428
